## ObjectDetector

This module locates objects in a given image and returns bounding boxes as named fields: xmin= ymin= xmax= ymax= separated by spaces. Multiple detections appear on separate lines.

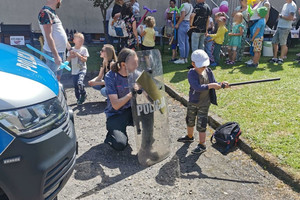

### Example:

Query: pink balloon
xmin=212 ymin=7 xmax=219 ymax=15
xmin=219 ymin=4 xmax=229 ymax=13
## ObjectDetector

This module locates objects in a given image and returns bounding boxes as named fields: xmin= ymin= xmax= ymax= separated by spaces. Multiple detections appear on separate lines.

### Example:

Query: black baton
xmin=221 ymin=78 xmax=280 ymax=89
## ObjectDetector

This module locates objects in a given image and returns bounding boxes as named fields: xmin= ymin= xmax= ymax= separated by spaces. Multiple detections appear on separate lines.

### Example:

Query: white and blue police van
xmin=0 ymin=43 xmax=76 ymax=200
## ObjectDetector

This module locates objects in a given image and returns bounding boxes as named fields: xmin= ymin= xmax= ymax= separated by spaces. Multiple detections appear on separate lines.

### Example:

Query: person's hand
xmin=69 ymin=50 xmax=76 ymax=58
xmin=88 ymin=80 xmax=96 ymax=86
xmin=221 ymin=81 xmax=230 ymax=88
xmin=54 ymin=54 xmax=62 ymax=66
xmin=127 ymin=91 xmax=133 ymax=99
xmin=209 ymin=83 xmax=221 ymax=90
xmin=205 ymin=33 xmax=209 ymax=37
xmin=175 ymin=24 xmax=179 ymax=29
xmin=228 ymin=33 xmax=233 ymax=36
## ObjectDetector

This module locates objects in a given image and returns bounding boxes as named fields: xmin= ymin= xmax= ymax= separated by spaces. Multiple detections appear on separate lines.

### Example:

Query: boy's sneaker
xmin=174 ymin=59 xmax=185 ymax=64
xmin=245 ymin=59 xmax=253 ymax=65
xmin=77 ymin=99 xmax=83 ymax=105
xmin=269 ymin=58 xmax=278 ymax=63
xmin=77 ymin=94 xmax=87 ymax=105
xmin=177 ymin=135 xmax=194 ymax=143
xmin=184 ymin=58 xmax=188 ymax=63
xmin=277 ymin=59 xmax=284 ymax=65
xmin=191 ymin=144 xmax=207 ymax=154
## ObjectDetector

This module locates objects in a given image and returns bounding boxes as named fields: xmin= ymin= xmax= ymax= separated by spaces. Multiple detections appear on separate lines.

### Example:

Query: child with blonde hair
xmin=67 ymin=32 xmax=90 ymax=105
xmin=227 ymin=12 xmax=244 ymax=65
xmin=206 ymin=16 xmax=228 ymax=67
xmin=140 ymin=16 xmax=156 ymax=50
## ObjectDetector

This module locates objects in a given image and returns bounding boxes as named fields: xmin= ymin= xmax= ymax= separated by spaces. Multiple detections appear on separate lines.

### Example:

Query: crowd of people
xmin=38 ymin=0 xmax=298 ymax=153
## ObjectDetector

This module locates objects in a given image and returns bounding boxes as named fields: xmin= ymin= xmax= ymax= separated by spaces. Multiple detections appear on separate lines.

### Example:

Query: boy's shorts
xmin=186 ymin=103 xmax=210 ymax=132
xmin=253 ymin=37 xmax=263 ymax=52
xmin=272 ymin=28 xmax=290 ymax=46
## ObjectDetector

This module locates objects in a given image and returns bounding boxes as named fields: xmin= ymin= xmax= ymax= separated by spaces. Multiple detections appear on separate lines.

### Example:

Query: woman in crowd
xmin=120 ymin=2 xmax=139 ymax=50
xmin=88 ymin=44 xmax=117 ymax=98
xmin=174 ymin=0 xmax=193 ymax=64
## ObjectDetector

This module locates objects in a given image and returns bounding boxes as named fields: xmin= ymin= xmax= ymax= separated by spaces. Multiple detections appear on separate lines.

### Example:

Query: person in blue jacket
xmin=177 ymin=49 xmax=230 ymax=154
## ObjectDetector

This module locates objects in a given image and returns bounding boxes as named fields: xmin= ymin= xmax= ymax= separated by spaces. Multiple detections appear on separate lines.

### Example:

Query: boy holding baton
xmin=177 ymin=50 xmax=230 ymax=154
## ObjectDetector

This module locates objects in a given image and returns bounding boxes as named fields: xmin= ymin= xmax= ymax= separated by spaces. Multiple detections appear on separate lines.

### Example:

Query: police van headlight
xmin=0 ymin=97 xmax=67 ymax=138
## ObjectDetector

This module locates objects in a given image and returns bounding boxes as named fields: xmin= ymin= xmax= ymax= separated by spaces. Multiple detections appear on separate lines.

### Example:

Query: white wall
xmin=0 ymin=0 xmax=170 ymax=33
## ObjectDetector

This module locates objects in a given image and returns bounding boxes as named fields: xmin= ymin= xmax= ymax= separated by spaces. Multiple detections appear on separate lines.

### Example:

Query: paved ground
xmin=58 ymin=81 xmax=300 ymax=200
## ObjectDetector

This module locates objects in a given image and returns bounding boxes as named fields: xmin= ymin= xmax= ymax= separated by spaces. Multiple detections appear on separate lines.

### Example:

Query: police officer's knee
xmin=108 ymin=130 xmax=128 ymax=151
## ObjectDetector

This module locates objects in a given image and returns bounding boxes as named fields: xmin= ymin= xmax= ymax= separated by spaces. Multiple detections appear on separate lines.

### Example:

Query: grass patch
xmin=162 ymin=45 xmax=300 ymax=173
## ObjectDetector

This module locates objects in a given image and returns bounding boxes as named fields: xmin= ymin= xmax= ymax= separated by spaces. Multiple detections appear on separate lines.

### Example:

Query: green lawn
xmin=162 ymin=45 xmax=300 ymax=175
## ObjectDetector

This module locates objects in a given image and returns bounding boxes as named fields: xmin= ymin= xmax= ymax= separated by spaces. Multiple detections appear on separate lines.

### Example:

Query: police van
xmin=0 ymin=43 xmax=76 ymax=200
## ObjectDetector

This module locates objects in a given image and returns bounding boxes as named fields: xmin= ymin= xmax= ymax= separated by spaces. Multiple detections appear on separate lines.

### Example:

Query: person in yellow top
xmin=140 ymin=16 xmax=156 ymax=50
xmin=206 ymin=16 xmax=228 ymax=67
xmin=140 ymin=16 xmax=156 ymax=69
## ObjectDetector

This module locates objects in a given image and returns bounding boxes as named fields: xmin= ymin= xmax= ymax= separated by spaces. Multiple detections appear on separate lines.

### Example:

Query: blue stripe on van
xmin=0 ymin=43 xmax=59 ymax=95
xmin=0 ymin=128 xmax=15 ymax=156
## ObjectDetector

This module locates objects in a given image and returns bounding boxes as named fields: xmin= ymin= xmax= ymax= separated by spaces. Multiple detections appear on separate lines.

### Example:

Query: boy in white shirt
xmin=67 ymin=33 xmax=90 ymax=105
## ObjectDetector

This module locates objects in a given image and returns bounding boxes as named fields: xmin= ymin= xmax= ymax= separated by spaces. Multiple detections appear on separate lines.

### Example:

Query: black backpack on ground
xmin=210 ymin=122 xmax=242 ymax=154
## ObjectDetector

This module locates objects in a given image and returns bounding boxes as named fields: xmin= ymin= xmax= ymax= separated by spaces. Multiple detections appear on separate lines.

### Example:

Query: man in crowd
xmin=270 ymin=0 xmax=297 ymax=64
xmin=38 ymin=0 xmax=71 ymax=81
xmin=190 ymin=0 xmax=211 ymax=52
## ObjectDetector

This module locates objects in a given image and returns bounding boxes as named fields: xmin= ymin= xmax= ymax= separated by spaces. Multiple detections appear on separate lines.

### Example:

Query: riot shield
xmin=128 ymin=49 xmax=170 ymax=166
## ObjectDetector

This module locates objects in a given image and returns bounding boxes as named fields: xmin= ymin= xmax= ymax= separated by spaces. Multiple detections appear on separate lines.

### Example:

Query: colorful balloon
xmin=212 ymin=7 xmax=220 ymax=15
xmin=220 ymin=1 xmax=228 ymax=7
xmin=219 ymin=4 xmax=229 ymax=13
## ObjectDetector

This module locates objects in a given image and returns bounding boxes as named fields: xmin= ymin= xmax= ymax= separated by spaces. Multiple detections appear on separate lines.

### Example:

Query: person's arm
xmin=132 ymin=21 xmax=139 ymax=46
xmin=188 ymin=71 xmax=221 ymax=91
xmin=205 ymin=16 xmax=210 ymax=34
xmin=109 ymin=93 xmax=132 ymax=110
xmin=73 ymin=51 xmax=87 ymax=62
xmin=175 ymin=10 xmax=186 ymax=29
xmin=88 ymin=67 xmax=105 ymax=86
xmin=280 ymin=12 xmax=295 ymax=21
xmin=43 ymin=24 xmax=61 ymax=66
xmin=251 ymin=28 xmax=260 ymax=41
xmin=190 ymin=13 xmax=196 ymax=27
xmin=207 ymin=26 xmax=224 ymax=40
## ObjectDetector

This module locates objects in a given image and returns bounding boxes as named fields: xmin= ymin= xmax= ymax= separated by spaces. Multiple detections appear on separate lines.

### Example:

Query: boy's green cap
xmin=258 ymin=6 xmax=268 ymax=18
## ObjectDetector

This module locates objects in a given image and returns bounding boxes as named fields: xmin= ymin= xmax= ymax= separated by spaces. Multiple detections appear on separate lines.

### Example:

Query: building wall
xmin=0 ymin=0 xmax=298 ymax=33
xmin=0 ymin=0 xmax=170 ymax=33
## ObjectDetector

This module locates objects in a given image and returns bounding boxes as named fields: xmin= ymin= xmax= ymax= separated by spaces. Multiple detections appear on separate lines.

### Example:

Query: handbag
xmin=108 ymin=17 xmax=129 ymax=38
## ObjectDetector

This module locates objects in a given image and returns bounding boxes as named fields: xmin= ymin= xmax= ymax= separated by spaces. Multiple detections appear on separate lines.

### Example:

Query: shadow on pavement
xmin=156 ymin=143 xmax=259 ymax=186
xmin=71 ymin=101 xmax=107 ymax=116
xmin=74 ymin=143 xmax=144 ymax=199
